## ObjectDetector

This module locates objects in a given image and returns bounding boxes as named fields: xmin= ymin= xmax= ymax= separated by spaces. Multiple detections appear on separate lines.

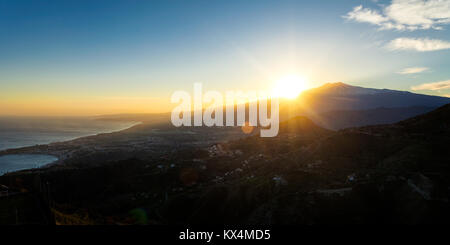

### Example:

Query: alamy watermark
xmin=171 ymin=83 xmax=279 ymax=137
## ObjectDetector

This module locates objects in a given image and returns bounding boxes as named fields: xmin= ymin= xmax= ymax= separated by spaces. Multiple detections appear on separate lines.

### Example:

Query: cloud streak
xmin=386 ymin=38 xmax=450 ymax=51
xmin=344 ymin=5 xmax=388 ymax=26
xmin=398 ymin=67 xmax=429 ymax=74
xmin=344 ymin=0 xmax=450 ymax=31
xmin=411 ymin=80 xmax=450 ymax=91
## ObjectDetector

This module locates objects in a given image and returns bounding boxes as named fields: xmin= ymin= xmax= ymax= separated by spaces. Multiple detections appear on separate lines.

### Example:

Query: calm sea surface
xmin=0 ymin=116 xmax=136 ymax=175
xmin=0 ymin=154 xmax=58 ymax=175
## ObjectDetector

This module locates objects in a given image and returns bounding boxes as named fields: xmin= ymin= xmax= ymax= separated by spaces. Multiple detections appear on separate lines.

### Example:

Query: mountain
xmin=278 ymin=116 xmax=332 ymax=136
xmin=299 ymin=82 xmax=450 ymax=111
xmin=92 ymin=82 xmax=450 ymax=131
xmin=1 ymin=104 xmax=450 ymax=224
xmin=178 ymin=104 xmax=450 ymax=224
xmin=313 ymin=106 xmax=436 ymax=130
xmin=279 ymin=82 xmax=450 ymax=129
xmin=398 ymin=103 xmax=450 ymax=135
xmin=304 ymin=82 xmax=385 ymax=96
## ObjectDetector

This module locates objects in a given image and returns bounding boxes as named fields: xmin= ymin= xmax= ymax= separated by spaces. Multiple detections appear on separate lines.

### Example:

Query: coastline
xmin=0 ymin=121 xmax=142 ymax=174
xmin=0 ymin=121 xmax=141 ymax=153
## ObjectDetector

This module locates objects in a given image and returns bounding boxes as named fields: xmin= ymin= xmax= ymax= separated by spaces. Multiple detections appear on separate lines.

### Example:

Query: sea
xmin=0 ymin=116 xmax=137 ymax=175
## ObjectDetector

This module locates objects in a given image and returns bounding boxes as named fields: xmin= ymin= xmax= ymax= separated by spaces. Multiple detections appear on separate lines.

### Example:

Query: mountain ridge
xmin=87 ymin=82 xmax=450 ymax=131
xmin=280 ymin=82 xmax=450 ymax=129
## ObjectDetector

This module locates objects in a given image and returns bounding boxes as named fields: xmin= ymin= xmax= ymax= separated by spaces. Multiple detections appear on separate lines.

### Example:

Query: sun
xmin=272 ymin=75 xmax=308 ymax=99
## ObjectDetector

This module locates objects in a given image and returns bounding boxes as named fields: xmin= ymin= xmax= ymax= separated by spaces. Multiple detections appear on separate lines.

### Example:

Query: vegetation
xmin=1 ymin=105 xmax=450 ymax=224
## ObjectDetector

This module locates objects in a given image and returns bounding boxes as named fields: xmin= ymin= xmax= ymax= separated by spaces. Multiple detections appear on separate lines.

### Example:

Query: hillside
xmin=314 ymin=106 xmax=436 ymax=130
xmin=91 ymin=83 xmax=450 ymax=131
xmin=278 ymin=82 xmax=450 ymax=129
xmin=2 ymin=105 xmax=449 ymax=224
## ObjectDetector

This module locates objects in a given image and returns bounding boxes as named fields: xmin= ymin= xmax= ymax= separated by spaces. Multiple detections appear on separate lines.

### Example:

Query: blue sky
xmin=1 ymin=0 xmax=450 ymax=115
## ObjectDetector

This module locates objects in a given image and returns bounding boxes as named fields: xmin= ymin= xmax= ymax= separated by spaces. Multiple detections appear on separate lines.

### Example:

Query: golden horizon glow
xmin=0 ymin=95 xmax=172 ymax=117
xmin=271 ymin=75 xmax=309 ymax=99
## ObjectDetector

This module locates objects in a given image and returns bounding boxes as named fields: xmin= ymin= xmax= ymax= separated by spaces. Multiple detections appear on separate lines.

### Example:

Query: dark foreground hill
xmin=1 ymin=105 xmax=450 ymax=224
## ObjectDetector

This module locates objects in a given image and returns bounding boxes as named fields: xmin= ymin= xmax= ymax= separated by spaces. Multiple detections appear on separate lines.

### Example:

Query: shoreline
xmin=0 ymin=119 xmax=248 ymax=176
xmin=0 ymin=121 xmax=141 ymax=155
xmin=0 ymin=153 xmax=59 ymax=176
xmin=0 ymin=121 xmax=142 ymax=174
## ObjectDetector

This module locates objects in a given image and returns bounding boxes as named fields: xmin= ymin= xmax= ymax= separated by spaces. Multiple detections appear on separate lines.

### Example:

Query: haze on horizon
xmin=1 ymin=0 xmax=450 ymax=116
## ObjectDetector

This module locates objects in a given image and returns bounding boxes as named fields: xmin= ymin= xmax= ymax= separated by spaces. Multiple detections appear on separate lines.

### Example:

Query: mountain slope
xmin=314 ymin=106 xmax=436 ymax=130
xmin=1 ymin=104 xmax=450 ymax=224
xmin=279 ymin=116 xmax=333 ymax=135
xmin=279 ymin=82 xmax=450 ymax=130
xmin=299 ymin=82 xmax=450 ymax=112
xmin=92 ymin=83 xmax=450 ymax=131
xmin=174 ymin=104 xmax=450 ymax=224
xmin=218 ymin=103 xmax=450 ymax=224
xmin=398 ymin=103 xmax=450 ymax=135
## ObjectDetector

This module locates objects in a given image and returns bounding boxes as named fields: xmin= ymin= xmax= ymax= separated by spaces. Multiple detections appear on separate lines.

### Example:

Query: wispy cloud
xmin=397 ymin=67 xmax=429 ymax=74
xmin=344 ymin=0 xmax=450 ymax=31
xmin=411 ymin=80 xmax=450 ymax=91
xmin=386 ymin=38 xmax=450 ymax=51
xmin=344 ymin=5 xmax=388 ymax=26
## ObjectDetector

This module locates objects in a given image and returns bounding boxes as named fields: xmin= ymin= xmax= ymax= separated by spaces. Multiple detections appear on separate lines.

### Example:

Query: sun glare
xmin=272 ymin=75 xmax=308 ymax=99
